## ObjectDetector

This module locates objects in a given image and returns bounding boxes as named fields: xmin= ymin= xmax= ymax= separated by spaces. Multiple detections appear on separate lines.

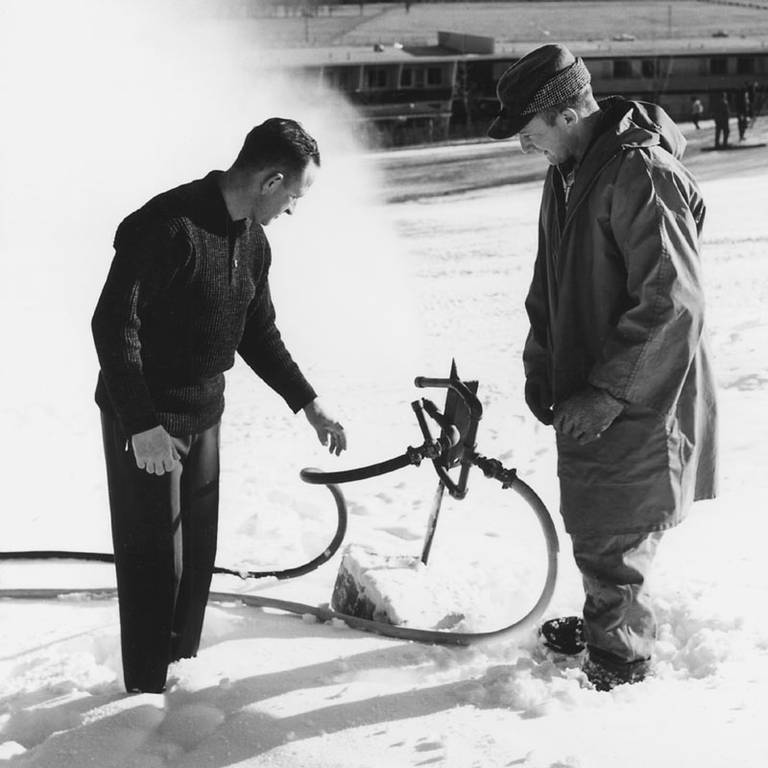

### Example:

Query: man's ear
xmin=559 ymin=108 xmax=580 ymax=127
xmin=260 ymin=171 xmax=284 ymax=194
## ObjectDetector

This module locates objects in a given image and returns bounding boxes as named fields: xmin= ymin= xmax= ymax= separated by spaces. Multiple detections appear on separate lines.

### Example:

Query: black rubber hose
xmin=0 ymin=482 xmax=348 ymax=582
xmin=0 ymin=474 xmax=559 ymax=646
xmin=0 ymin=459 xmax=559 ymax=645
xmin=228 ymin=483 xmax=347 ymax=580
xmin=0 ymin=550 xmax=115 ymax=564
xmin=300 ymin=452 xmax=413 ymax=485
xmin=215 ymin=481 xmax=348 ymax=580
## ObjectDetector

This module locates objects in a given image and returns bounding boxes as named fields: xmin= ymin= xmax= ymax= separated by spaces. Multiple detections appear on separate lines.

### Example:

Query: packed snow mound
xmin=332 ymin=544 xmax=532 ymax=630
xmin=331 ymin=544 xmax=464 ymax=627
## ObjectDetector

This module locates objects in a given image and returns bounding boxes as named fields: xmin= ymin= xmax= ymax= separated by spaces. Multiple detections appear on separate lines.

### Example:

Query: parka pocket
xmin=556 ymin=403 xmax=669 ymax=486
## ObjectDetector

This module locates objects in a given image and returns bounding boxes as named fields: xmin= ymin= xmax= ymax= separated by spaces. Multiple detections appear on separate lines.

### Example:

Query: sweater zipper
xmin=227 ymin=222 xmax=239 ymax=284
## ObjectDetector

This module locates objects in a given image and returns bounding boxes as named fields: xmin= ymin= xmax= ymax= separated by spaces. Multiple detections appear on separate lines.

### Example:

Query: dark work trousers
xmin=571 ymin=530 xmax=664 ymax=665
xmin=101 ymin=413 xmax=220 ymax=692
xmin=737 ymin=114 xmax=749 ymax=141
xmin=715 ymin=121 xmax=730 ymax=148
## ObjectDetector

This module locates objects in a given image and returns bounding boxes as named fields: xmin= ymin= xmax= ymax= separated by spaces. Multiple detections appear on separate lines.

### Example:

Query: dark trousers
xmin=737 ymin=114 xmax=749 ymax=140
xmin=715 ymin=122 xmax=730 ymax=148
xmin=571 ymin=530 xmax=664 ymax=665
xmin=101 ymin=414 xmax=220 ymax=692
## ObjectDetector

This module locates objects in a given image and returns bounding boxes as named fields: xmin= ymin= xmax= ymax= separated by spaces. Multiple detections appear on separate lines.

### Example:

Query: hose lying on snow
xmin=0 ymin=473 xmax=558 ymax=646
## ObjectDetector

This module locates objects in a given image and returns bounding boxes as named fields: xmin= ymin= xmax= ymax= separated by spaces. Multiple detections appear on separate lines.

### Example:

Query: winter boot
xmin=582 ymin=647 xmax=652 ymax=692
xmin=539 ymin=615 xmax=585 ymax=655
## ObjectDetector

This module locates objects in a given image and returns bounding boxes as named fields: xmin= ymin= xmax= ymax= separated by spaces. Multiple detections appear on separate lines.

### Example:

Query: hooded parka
xmin=524 ymin=99 xmax=718 ymax=535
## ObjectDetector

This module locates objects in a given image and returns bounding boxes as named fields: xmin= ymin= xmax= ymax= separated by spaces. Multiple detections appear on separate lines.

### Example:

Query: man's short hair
xmin=540 ymin=84 xmax=595 ymax=126
xmin=234 ymin=118 xmax=320 ymax=177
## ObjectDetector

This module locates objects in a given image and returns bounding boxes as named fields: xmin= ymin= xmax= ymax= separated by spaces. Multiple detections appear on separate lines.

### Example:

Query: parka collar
xmin=557 ymin=98 xmax=686 ymax=220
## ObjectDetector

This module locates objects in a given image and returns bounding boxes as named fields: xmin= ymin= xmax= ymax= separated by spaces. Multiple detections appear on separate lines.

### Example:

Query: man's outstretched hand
xmin=131 ymin=425 xmax=181 ymax=475
xmin=303 ymin=399 xmax=347 ymax=456
xmin=553 ymin=386 xmax=624 ymax=445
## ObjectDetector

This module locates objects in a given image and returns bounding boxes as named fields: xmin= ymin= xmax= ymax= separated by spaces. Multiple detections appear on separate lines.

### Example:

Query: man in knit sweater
xmin=92 ymin=118 xmax=346 ymax=693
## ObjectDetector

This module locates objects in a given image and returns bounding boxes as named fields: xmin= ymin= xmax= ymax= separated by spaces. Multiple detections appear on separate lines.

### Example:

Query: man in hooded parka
xmin=488 ymin=45 xmax=718 ymax=690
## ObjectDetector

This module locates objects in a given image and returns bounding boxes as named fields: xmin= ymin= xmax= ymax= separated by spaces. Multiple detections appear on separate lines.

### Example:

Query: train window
xmin=427 ymin=67 xmax=443 ymax=86
xmin=737 ymin=57 xmax=755 ymax=75
xmin=641 ymin=59 xmax=656 ymax=79
xmin=613 ymin=60 xmax=633 ymax=78
xmin=710 ymin=57 xmax=728 ymax=75
xmin=324 ymin=68 xmax=355 ymax=92
xmin=365 ymin=67 xmax=389 ymax=89
xmin=655 ymin=56 xmax=672 ymax=77
xmin=401 ymin=67 xmax=426 ymax=88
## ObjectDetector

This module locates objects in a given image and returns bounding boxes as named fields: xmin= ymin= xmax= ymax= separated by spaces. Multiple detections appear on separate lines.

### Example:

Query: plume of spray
xmin=0 ymin=0 xmax=421 ymax=545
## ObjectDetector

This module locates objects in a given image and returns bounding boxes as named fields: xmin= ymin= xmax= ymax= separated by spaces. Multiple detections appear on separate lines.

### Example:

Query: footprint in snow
xmin=347 ymin=500 xmax=370 ymax=516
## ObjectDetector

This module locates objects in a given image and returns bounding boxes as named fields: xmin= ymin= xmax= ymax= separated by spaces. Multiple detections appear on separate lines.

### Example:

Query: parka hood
xmin=597 ymin=97 xmax=687 ymax=159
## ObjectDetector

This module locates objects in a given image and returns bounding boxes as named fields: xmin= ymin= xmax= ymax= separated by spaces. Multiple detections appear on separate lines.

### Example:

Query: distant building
xmin=253 ymin=32 xmax=768 ymax=146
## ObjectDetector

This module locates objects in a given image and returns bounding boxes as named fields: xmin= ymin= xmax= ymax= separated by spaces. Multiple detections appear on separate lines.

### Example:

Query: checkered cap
xmin=520 ymin=59 xmax=591 ymax=116
xmin=488 ymin=44 xmax=592 ymax=140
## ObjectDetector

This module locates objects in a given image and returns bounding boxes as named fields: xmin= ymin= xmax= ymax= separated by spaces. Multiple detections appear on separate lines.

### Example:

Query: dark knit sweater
xmin=92 ymin=171 xmax=316 ymax=437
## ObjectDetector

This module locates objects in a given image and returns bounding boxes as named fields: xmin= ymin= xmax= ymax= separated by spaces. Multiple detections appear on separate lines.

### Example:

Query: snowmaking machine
xmin=298 ymin=360 xmax=560 ymax=643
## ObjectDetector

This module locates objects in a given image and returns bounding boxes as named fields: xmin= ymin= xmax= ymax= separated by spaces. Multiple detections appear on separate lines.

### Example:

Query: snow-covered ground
xmin=2 ymin=2 xmax=768 ymax=767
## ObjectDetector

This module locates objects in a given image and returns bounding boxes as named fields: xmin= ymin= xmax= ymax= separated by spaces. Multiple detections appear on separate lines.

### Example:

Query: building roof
xmin=247 ymin=35 xmax=768 ymax=70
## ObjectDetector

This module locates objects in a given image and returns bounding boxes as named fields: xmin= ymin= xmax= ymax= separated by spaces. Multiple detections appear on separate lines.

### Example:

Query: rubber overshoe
xmin=582 ymin=649 xmax=652 ymax=692
xmin=539 ymin=615 xmax=585 ymax=655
